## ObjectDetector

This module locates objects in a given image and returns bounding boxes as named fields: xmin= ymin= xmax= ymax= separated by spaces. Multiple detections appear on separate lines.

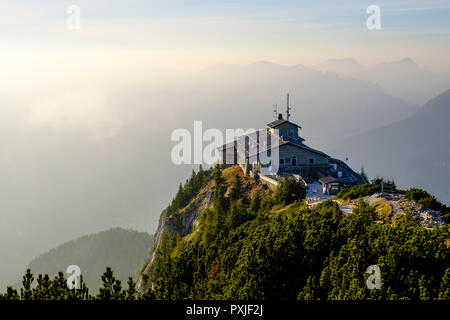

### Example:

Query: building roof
xmin=217 ymin=115 xmax=330 ymax=161
xmin=329 ymin=158 xmax=367 ymax=185
xmin=267 ymin=119 xmax=302 ymax=129
xmin=279 ymin=137 xmax=328 ymax=158
xmin=218 ymin=128 xmax=330 ymax=160
xmin=319 ymin=175 xmax=342 ymax=185
xmin=245 ymin=129 xmax=281 ymax=157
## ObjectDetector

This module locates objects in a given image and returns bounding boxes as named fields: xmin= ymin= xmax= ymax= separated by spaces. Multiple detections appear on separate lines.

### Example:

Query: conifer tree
xmin=3 ymin=286 xmax=19 ymax=300
xmin=273 ymin=176 xmax=306 ymax=205
xmin=98 ymin=267 xmax=120 ymax=300
xmin=125 ymin=276 xmax=137 ymax=300
xmin=141 ymin=287 xmax=156 ymax=300
xmin=229 ymin=173 xmax=244 ymax=202
xmin=194 ymin=165 xmax=205 ymax=190
xmin=20 ymin=269 xmax=34 ymax=300
xmin=34 ymin=274 xmax=51 ymax=300
xmin=213 ymin=165 xmax=226 ymax=204
xmin=50 ymin=272 xmax=68 ymax=300
xmin=360 ymin=166 xmax=369 ymax=183
xmin=438 ymin=268 xmax=450 ymax=300
xmin=212 ymin=165 xmax=228 ymax=225
xmin=77 ymin=274 xmax=90 ymax=300
xmin=249 ymin=191 xmax=261 ymax=214
xmin=112 ymin=279 xmax=123 ymax=300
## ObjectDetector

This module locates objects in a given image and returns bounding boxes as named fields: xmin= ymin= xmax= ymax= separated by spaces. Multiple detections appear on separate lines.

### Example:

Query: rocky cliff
xmin=136 ymin=181 xmax=214 ymax=293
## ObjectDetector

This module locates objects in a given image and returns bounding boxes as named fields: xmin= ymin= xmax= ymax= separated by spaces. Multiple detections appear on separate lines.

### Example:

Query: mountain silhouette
xmin=331 ymin=89 xmax=450 ymax=204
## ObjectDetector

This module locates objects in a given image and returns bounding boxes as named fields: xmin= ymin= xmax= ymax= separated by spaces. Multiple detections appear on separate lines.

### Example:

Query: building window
xmin=280 ymin=159 xmax=284 ymax=165
xmin=292 ymin=156 xmax=297 ymax=166
xmin=309 ymin=158 xmax=314 ymax=164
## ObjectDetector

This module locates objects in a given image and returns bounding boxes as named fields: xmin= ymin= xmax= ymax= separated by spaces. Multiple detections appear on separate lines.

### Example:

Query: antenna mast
xmin=273 ymin=103 xmax=278 ymax=119
xmin=286 ymin=93 xmax=291 ymax=121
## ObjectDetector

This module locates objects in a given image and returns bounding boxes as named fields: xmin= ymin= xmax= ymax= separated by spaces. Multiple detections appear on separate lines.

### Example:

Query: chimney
xmin=278 ymin=113 xmax=283 ymax=120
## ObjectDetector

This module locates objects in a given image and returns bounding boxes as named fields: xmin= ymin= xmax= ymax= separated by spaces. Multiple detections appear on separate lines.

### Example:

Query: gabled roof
xmin=319 ymin=176 xmax=342 ymax=185
xmin=281 ymin=135 xmax=305 ymax=144
xmin=216 ymin=129 xmax=281 ymax=156
xmin=217 ymin=117 xmax=330 ymax=161
xmin=218 ymin=129 xmax=329 ymax=159
xmin=267 ymin=119 xmax=302 ymax=129
xmin=245 ymin=129 xmax=282 ymax=157
xmin=279 ymin=137 xmax=328 ymax=158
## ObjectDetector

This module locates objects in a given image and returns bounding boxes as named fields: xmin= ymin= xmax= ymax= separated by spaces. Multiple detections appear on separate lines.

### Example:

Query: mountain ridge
xmin=136 ymin=165 xmax=450 ymax=299
xmin=312 ymin=57 xmax=450 ymax=104
xmin=330 ymin=89 xmax=450 ymax=205
xmin=18 ymin=227 xmax=153 ymax=292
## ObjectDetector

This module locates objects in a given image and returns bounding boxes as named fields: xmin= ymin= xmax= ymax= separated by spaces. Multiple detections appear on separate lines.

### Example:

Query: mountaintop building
xmin=218 ymin=94 xmax=366 ymax=194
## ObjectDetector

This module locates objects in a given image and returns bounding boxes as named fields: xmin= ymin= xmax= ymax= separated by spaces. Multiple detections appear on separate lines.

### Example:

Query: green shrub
xmin=405 ymin=188 xmax=450 ymax=223
xmin=337 ymin=184 xmax=380 ymax=200
xmin=273 ymin=176 xmax=307 ymax=205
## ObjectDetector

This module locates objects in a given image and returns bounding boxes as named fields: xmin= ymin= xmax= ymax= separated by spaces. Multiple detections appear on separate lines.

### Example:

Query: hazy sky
xmin=1 ymin=0 xmax=450 ymax=289
xmin=1 ymin=0 xmax=450 ymax=71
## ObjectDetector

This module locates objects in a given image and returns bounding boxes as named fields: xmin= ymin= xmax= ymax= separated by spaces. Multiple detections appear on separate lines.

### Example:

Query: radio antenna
xmin=286 ymin=93 xmax=291 ymax=121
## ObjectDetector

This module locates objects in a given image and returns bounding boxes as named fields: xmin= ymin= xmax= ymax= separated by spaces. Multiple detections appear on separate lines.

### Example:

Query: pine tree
xmin=419 ymin=275 xmax=430 ymax=300
xmin=195 ymin=165 xmax=205 ymax=190
xmin=273 ymin=176 xmax=306 ymax=205
xmin=297 ymin=275 xmax=319 ymax=300
xmin=112 ymin=279 xmax=123 ymax=299
xmin=249 ymin=191 xmax=261 ymax=214
xmin=34 ymin=274 xmax=51 ymax=300
xmin=212 ymin=165 xmax=228 ymax=224
xmin=360 ymin=167 xmax=369 ymax=183
xmin=213 ymin=165 xmax=226 ymax=203
xmin=438 ymin=268 xmax=450 ymax=300
xmin=125 ymin=277 xmax=137 ymax=300
xmin=185 ymin=170 xmax=196 ymax=199
xmin=141 ymin=287 xmax=156 ymax=300
xmin=47 ymin=272 xmax=68 ymax=300
xmin=77 ymin=275 xmax=90 ymax=300
xmin=225 ymin=199 xmax=247 ymax=230
xmin=98 ymin=267 xmax=118 ymax=300
xmin=174 ymin=183 xmax=185 ymax=211
xmin=229 ymin=173 xmax=244 ymax=202
xmin=4 ymin=286 xmax=19 ymax=300
xmin=20 ymin=269 xmax=34 ymax=300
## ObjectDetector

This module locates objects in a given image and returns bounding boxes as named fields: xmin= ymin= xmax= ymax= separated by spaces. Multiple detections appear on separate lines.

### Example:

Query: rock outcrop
xmin=365 ymin=193 xmax=444 ymax=228
xmin=136 ymin=182 xmax=214 ymax=293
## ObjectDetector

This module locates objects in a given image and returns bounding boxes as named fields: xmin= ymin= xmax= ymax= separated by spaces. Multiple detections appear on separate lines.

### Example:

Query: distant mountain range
xmin=331 ymin=89 xmax=450 ymax=205
xmin=313 ymin=57 xmax=450 ymax=105
xmin=16 ymin=228 xmax=153 ymax=292
xmin=178 ymin=61 xmax=419 ymax=147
